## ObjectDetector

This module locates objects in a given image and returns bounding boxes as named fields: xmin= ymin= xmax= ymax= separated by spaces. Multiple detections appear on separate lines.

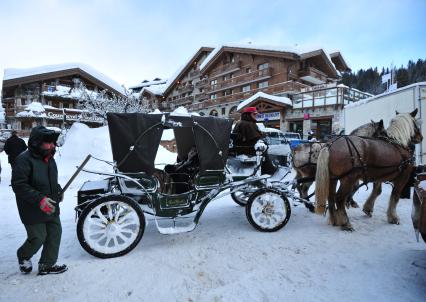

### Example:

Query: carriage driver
xmin=232 ymin=107 xmax=277 ymax=175
xmin=12 ymin=126 xmax=67 ymax=275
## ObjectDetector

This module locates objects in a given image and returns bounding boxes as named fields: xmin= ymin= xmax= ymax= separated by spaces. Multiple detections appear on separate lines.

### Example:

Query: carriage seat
xmin=226 ymin=154 xmax=259 ymax=177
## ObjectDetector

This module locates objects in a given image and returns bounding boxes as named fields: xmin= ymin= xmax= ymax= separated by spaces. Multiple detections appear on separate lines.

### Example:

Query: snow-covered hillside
xmin=0 ymin=124 xmax=425 ymax=302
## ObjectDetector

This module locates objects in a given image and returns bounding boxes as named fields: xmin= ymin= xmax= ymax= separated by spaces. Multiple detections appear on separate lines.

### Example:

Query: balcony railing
xmin=211 ymin=60 xmax=242 ymax=77
xmin=189 ymin=69 xmax=200 ymax=78
xmin=205 ymin=67 xmax=273 ymax=93
xmin=177 ymin=84 xmax=194 ymax=94
xmin=174 ymin=96 xmax=194 ymax=106
xmin=195 ymin=79 xmax=208 ymax=88
xmin=298 ymin=67 xmax=328 ymax=84
xmin=194 ymin=93 xmax=208 ymax=102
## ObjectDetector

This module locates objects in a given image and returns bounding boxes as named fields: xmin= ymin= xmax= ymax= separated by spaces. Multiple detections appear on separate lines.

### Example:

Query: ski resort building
xmin=161 ymin=45 xmax=372 ymax=139
xmin=1 ymin=63 xmax=125 ymax=135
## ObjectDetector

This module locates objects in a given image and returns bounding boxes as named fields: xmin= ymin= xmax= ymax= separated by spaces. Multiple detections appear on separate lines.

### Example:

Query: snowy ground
xmin=0 ymin=124 xmax=425 ymax=302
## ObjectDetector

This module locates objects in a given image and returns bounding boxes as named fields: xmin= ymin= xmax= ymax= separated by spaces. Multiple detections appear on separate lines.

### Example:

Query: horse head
xmin=388 ymin=109 xmax=423 ymax=147
xmin=410 ymin=109 xmax=423 ymax=144
xmin=371 ymin=119 xmax=387 ymax=137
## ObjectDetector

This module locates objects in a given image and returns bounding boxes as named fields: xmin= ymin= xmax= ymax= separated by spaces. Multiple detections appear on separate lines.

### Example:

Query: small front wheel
xmin=246 ymin=189 xmax=291 ymax=232
xmin=77 ymin=195 xmax=145 ymax=258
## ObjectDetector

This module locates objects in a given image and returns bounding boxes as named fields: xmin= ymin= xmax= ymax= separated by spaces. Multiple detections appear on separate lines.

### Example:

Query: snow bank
xmin=171 ymin=106 xmax=200 ymax=116
xmin=16 ymin=102 xmax=47 ymax=117
xmin=55 ymin=122 xmax=176 ymax=190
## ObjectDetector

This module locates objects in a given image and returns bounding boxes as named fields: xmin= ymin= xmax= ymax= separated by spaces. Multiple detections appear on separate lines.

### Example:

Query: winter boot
xmin=19 ymin=259 xmax=32 ymax=274
xmin=38 ymin=264 xmax=68 ymax=275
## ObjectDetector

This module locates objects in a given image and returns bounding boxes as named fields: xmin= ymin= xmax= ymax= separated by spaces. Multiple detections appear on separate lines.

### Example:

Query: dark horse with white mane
xmin=315 ymin=109 xmax=422 ymax=230
xmin=292 ymin=120 xmax=386 ymax=207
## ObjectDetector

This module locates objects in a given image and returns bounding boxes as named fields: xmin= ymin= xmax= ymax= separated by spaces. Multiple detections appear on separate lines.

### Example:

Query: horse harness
xmin=327 ymin=135 xmax=414 ymax=182
xmin=293 ymin=142 xmax=323 ymax=170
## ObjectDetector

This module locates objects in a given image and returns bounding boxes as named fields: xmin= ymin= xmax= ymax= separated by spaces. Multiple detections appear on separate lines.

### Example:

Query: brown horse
xmin=315 ymin=109 xmax=422 ymax=230
xmin=293 ymin=120 xmax=386 ymax=206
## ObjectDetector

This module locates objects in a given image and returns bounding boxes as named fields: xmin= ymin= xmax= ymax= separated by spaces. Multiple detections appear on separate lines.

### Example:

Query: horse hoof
xmin=362 ymin=208 xmax=372 ymax=217
xmin=305 ymin=202 xmax=315 ymax=213
xmin=388 ymin=217 xmax=400 ymax=225
xmin=350 ymin=201 xmax=359 ymax=208
xmin=341 ymin=225 xmax=354 ymax=232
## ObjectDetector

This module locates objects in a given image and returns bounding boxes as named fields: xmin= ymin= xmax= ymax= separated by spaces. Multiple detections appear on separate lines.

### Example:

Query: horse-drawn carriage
xmin=74 ymin=113 xmax=312 ymax=258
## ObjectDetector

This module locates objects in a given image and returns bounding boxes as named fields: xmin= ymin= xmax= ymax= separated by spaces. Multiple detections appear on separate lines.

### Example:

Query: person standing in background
xmin=4 ymin=130 xmax=27 ymax=167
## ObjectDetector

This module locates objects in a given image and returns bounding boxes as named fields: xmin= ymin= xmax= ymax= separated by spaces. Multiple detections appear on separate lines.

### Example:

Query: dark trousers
xmin=17 ymin=216 xmax=62 ymax=266
xmin=261 ymin=153 xmax=277 ymax=175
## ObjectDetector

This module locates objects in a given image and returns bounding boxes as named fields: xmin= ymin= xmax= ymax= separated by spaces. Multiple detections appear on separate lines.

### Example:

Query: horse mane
xmin=386 ymin=113 xmax=415 ymax=147
xmin=350 ymin=121 xmax=376 ymax=136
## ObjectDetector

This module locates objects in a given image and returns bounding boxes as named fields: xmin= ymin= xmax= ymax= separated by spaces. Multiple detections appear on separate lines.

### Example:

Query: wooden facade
xmin=1 ymin=66 xmax=123 ymax=134
xmin=162 ymin=45 xmax=371 ymax=138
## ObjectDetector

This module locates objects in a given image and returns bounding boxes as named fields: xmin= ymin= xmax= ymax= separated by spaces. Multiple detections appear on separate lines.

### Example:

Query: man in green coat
xmin=12 ymin=126 xmax=67 ymax=275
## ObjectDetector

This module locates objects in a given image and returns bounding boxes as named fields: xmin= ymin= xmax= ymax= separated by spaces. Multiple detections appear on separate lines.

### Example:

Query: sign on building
xmin=256 ymin=111 xmax=280 ymax=121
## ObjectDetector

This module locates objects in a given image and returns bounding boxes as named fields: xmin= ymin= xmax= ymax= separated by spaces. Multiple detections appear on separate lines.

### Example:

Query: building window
xmin=63 ymin=103 xmax=69 ymax=109
xmin=221 ymin=107 xmax=226 ymax=115
xmin=211 ymin=79 xmax=217 ymax=90
xmin=230 ymin=72 xmax=234 ymax=78
xmin=223 ymin=89 xmax=232 ymax=96
xmin=223 ymin=75 xmax=228 ymax=81
xmin=246 ymin=67 xmax=251 ymax=73
xmin=229 ymin=106 xmax=238 ymax=116
xmin=210 ymin=94 xmax=217 ymax=100
xmin=258 ymin=81 xmax=269 ymax=89
xmin=242 ymin=85 xmax=251 ymax=93
xmin=230 ymin=54 xmax=235 ymax=63
xmin=210 ymin=109 xmax=218 ymax=116
xmin=258 ymin=63 xmax=270 ymax=76
xmin=258 ymin=63 xmax=269 ymax=70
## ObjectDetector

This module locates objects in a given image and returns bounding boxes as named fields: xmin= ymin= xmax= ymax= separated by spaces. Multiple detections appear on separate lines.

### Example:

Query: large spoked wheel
xmin=246 ymin=188 xmax=291 ymax=232
xmin=77 ymin=195 xmax=145 ymax=258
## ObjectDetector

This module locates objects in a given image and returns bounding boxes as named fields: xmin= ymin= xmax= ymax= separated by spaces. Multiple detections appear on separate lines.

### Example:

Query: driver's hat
xmin=242 ymin=107 xmax=258 ymax=114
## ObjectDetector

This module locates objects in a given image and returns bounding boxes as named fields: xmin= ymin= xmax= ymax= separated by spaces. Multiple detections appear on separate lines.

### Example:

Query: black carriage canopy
xmin=107 ymin=113 xmax=233 ymax=174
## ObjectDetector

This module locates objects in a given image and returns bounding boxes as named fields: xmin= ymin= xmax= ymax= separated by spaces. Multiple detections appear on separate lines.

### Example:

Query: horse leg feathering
xmin=315 ymin=148 xmax=330 ymax=215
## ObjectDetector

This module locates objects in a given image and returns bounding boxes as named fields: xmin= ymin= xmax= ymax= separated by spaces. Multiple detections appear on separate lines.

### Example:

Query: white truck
xmin=344 ymin=82 xmax=426 ymax=163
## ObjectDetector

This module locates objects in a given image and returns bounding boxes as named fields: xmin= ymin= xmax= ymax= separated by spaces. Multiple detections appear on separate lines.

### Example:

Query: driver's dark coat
xmin=12 ymin=127 xmax=62 ymax=225
xmin=232 ymin=120 xmax=262 ymax=155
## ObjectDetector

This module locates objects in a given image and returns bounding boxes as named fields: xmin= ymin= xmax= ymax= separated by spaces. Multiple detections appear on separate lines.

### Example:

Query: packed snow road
xmin=0 ymin=124 xmax=425 ymax=302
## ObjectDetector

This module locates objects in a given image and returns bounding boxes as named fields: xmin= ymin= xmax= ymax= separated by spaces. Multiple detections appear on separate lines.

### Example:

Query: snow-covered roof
xmin=141 ymin=83 xmax=168 ymax=96
xmin=3 ymin=63 xmax=125 ymax=95
xmin=200 ymin=43 xmax=303 ymax=71
xmin=162 ymin=46 xmax=214 ymax=95
xmin=237 ymin=92 xmax=292 ymax=111
xmin=129 ymin=78 xmax=167 ymax=90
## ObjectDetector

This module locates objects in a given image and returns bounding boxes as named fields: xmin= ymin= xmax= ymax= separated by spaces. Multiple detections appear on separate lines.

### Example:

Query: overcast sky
xmin=0 ymin=0 xmax=425 ymax=89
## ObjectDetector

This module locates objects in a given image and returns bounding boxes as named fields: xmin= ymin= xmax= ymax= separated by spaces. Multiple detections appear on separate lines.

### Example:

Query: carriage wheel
xmin=246 ymin=188 xmax=291 ymax=232
xmin=77 ymin=195 xmax=145 ymax=258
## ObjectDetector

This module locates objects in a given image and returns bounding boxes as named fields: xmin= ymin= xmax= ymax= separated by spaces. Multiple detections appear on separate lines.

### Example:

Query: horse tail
xmin=315 ymin=147 xmax=330 ymax=214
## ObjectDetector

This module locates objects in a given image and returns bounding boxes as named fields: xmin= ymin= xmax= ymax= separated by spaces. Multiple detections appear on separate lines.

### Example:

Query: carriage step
xmin=154 ymin=217 xmax=197 ymax=234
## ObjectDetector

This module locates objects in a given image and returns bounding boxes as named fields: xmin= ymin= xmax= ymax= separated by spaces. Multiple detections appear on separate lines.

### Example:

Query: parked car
xmin=261 ymin=127 xmax=292 ymax=167
xmin=284 ymin=132 xmax=307 ymax=150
